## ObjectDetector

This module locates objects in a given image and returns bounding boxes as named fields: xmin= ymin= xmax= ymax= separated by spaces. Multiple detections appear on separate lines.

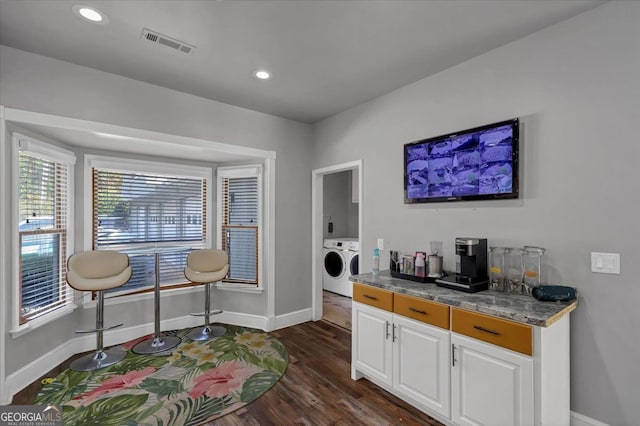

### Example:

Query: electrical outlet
xmin=591 ymin=252 xmax=620 ymax=274
xmin=377 ymin=238 xmax=384 ymax=250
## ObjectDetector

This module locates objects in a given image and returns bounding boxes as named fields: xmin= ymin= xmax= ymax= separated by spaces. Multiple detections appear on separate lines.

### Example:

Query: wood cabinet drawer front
xmin=353 ymin=283 xmax=393 ymax=312
xmin=394 ymin=293 xmax=449 ymax=329
xmin=452 ymin=308 xmax=532 ymax=356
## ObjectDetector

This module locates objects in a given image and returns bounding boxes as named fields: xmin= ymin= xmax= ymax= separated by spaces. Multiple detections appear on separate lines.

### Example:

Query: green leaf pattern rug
xmin=34 ymin=325 xmax=288 ymax=425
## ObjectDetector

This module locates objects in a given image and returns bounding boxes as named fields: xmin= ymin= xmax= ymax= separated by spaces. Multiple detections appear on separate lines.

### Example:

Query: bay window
xmin=15 ymin=134 xmax=75 ymax=326
xmin=217 ymin=165 xmax=261 ymax=286
xmin=87 ymin=156 xmax=210 ymax=297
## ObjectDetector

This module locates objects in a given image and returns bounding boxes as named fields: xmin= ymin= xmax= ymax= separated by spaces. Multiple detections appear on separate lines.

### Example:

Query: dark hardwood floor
xmin=12 ymin=320 xmax=443 ymax=425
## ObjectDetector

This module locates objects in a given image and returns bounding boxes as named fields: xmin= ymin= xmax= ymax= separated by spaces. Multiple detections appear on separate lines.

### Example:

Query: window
xmin=15 ymin=134 xmax=76 ymax=326
xmin=217 ymin=165 xmax=262 ymax=285
xmin=89 ymin=157 xmax=210 ymax=297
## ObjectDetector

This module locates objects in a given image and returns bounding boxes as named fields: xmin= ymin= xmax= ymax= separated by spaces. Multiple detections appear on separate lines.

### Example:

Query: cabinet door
xmin=393 ymin=315 xmax=451 ymax=418
xmin=352 ymin=302 xmax=393 ymax=385
xmin=451 ymin=334 xmax=534 ymax=426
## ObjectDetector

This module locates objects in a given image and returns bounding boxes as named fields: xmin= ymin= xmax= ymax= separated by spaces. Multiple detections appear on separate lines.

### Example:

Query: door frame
xmin=311 ymin=160 xmax=363 ymax=321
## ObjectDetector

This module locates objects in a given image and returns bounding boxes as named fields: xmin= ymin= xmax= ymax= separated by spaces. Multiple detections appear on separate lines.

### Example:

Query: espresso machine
xmin=436 ymin=238 xmax=489 ymax=293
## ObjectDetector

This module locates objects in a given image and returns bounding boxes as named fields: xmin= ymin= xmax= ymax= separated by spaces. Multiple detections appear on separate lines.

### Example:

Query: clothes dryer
xmin=323 ymin=238 xmax=359 ymax=297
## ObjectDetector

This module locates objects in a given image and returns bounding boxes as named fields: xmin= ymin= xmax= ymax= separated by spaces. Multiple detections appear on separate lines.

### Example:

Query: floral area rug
xmin=33 ymin=325 xmax=288 ymax=425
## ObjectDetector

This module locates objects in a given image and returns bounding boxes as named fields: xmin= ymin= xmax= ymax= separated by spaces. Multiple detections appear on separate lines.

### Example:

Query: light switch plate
xmin=591 ymin=252 xmax=620 ymax=274
xmin=377 ymin=238 xmax=384 ymax=250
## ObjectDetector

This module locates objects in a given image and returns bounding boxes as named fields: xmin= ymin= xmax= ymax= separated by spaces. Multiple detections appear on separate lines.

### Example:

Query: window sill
xmin=10 ymin=303 xmax=78 ymax=338
xmin=215 ymin=283 xmax=264 ymax=294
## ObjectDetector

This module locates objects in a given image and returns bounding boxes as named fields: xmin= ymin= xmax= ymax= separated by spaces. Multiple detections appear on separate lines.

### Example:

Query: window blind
xmin=221 ymin=176 xmax=259 ymax=284
xmin=18 ymin=152 xmax=72 ymax=324
xmin=93 ymin=168 xmax=207 ymax=295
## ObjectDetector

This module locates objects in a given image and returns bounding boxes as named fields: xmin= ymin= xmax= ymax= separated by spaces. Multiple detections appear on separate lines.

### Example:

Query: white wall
xmin=323 ymin=170 xmax=358 ymax=239
xmin=346 ymin=171 xmax=359 ymax=238
xmin=312 ymin=2 xmax=639 ymax=424
xmin=0 ymin=46 xmax=313 ymax=376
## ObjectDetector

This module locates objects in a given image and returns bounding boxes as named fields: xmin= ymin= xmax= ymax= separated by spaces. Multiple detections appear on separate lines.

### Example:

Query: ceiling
xmin=1 ymin=0 xmax=603 ymax=124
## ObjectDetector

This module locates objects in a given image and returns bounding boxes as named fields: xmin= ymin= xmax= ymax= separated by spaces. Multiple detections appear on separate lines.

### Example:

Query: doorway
xmin=311 ymin=160 xmax=363 ymax=324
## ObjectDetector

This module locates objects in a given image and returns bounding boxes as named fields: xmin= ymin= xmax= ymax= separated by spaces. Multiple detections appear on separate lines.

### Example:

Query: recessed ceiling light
xmin=72 ymin=5 xmax=109 ymax=24
xmin=254 ymin=70 xmax=272 ymax=80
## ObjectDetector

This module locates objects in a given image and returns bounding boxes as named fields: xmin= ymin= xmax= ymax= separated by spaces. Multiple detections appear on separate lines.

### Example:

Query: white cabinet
xmin=352 ymin=282 xmax=572 ymax=426
xmin=352 ymin=301 xmax=451 ymax=418
xmin=451 ymin=333 xmax=534 ymax=426
xmin=394 ymin=314 xmax=451 ymax=418
xmin=352 ymin=301 xmax=393 ymax=385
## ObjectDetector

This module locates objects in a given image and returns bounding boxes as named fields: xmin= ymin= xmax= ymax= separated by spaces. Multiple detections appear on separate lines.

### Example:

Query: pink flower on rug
xmin=73 ymin=367 xmax=156 ymax=403
xmin=189 ymin=361 xmax=261 ymax=399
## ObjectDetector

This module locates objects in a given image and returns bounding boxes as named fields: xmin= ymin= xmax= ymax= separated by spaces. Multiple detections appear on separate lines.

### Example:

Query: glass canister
xmin=504 ymin=247 xmax=524 ymax=294
xmin=489 ymin=247 xmax=506 ymax=291
xmin=522 ymin=246 xmax=545 ymax=294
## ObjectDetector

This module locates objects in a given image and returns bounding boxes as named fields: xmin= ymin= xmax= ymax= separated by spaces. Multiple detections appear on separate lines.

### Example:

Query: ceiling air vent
xmin=141 ymin=28 xmax=195 ymax=54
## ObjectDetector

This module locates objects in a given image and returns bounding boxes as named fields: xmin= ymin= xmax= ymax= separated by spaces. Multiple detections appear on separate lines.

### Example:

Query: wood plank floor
xmin=12 ymin=321 xmax=444 ymax=425
xmin=322 ymin=290 xmax=352 ymax=331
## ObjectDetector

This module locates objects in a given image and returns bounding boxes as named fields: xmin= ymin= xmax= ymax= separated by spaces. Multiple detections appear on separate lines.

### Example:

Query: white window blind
xmin=92 ymin=167 xmax=207 ymax=296
xmin=219 ymin=168 xmax=260 ymax=285
xmin=18 ymin=141 xmax=75 ymax=325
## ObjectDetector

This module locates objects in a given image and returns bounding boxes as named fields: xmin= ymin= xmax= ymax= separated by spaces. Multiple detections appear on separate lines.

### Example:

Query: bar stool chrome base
xmin=131 ymin=335 xmax=182 ymax=355
xmin=184 ymin=250 xmax=229 ymax=342
xmin=187 ymin=325 xmax=226 ymax=341
xmin=66 ymin=252 xmax=132 ymax=372
xmin=71 ymin=349 xmax=127 ymax=372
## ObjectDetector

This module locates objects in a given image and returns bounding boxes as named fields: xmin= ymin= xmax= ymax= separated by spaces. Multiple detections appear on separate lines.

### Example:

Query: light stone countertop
xmin=350 ymin=271 xmax=577 ymax=327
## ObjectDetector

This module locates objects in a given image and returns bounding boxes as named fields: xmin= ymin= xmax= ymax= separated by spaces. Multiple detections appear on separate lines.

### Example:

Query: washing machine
xmin=323 ymin=238 xmax=359 ymax=297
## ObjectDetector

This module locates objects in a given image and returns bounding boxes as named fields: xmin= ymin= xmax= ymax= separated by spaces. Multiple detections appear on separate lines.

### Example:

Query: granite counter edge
xmin=351 ymin=276 xmax=577 ymax=328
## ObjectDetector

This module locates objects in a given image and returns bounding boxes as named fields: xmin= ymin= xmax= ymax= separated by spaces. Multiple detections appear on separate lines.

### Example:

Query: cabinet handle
xmin=392 ymin=324 xmax=397 ymax=342
xmin=452 ymin=344 xmax=456 ymax=367
xmin=385 ymin=321 xmax=390 ymax=339
xmin=409 ymin=307 xmax=427 ymax=315
xmin=363 ymin=294 xmax=378 ymax=300
xmin=473 ymin=325 xmax=500 ymax=336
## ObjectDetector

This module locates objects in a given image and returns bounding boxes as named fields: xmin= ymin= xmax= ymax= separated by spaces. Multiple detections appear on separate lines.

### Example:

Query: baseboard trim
xmin=216 ymin=311 xmax=269 ymax=331
xmin=2 ymin=311 xmax=267 ymax=404
xmin=274 ymin=308 xmax=312 ymax=330
xmin=4 ymin=334 xmax=81 ymax=404
xmin=571 ymin=411 xmax=610 ymax=426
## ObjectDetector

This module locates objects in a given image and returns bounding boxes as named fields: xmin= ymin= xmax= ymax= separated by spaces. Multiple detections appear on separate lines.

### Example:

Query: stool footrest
xmin=76 ymin=323 xmax=124 ymax=334
xmin=190 ymin=310 xmax=223 ymax=317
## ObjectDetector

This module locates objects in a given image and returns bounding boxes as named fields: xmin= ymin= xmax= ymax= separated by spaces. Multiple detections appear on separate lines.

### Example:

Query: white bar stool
xmin=184 ymin=249 xmax=229 ymax=341
xmin=66 ymin=250 xmax=132 ymax=371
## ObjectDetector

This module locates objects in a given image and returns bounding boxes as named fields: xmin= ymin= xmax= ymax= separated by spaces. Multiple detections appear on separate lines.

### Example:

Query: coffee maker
xmin=436 ymin=238 xmax=489 ymax=293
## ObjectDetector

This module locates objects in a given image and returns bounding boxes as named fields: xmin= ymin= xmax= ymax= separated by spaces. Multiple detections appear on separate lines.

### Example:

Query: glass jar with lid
xmin=504 ymin=247 xmax=524 ymax=294
xmin=522 ymin=246 xmax=545 ymax=294
xmin=489 ymin=247 xmax=506 ymax=291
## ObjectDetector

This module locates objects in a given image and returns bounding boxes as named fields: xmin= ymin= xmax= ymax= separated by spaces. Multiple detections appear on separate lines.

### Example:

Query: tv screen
xmin=404 ymin=118 xmax=519 ymax=203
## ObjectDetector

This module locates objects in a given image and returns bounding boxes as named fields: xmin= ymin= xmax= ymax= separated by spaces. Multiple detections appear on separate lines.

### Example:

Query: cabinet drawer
xmin=353 ymin=283 xmax=393 ymax=312
xmin=394 ymin=293 xmax=449 ymax=330
xmin=452 ymin=308 xmax=532 ymax=356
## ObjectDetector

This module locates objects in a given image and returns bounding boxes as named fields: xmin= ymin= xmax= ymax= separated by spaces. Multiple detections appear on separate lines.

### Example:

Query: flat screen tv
xmin=404 ymin=118 xmax=519 ymax=204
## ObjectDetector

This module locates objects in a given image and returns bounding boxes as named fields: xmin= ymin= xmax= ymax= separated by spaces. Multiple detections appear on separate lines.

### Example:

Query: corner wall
xmin=312 ymin=2 xmax=640 ymax=424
